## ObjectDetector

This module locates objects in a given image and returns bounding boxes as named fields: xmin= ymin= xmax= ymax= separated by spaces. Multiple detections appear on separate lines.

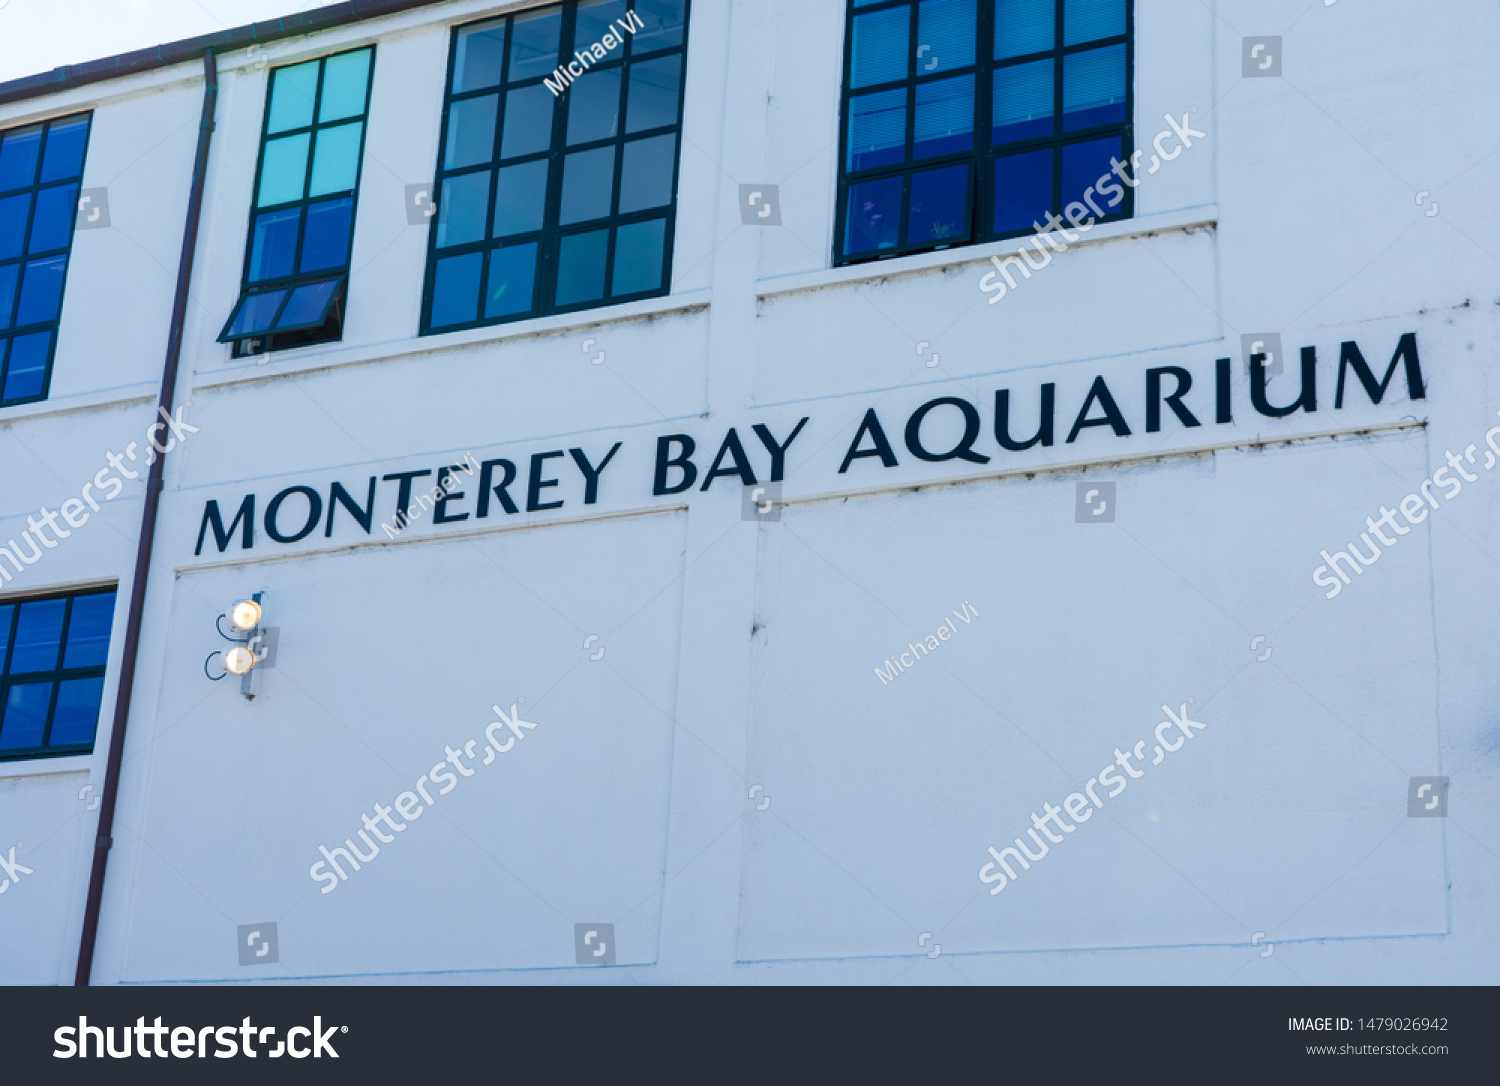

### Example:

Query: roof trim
xmin=0 ymin=0 xmax=454 ymax=108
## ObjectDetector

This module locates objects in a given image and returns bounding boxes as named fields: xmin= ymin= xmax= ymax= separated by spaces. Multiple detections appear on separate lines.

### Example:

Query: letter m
xmin=1335 ymin=333 xmax=1425 ymax=408
xmin=873 ymin=663 xmax=898 ymax=685
xmin=543 ymin=74 xmax=565 ymax=96
xmin=195 ymin=495 xmax=254 ymax=555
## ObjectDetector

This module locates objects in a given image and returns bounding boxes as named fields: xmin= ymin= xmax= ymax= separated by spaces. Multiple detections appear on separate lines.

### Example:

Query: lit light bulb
xmin=231 ymin=600 xmax=261 ymax=630
xmin=224 ymin=646 xmax=256 ymax=675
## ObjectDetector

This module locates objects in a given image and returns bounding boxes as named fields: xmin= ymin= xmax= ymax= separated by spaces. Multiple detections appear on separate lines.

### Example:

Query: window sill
xmin=0 ymin=752 xmax=94 ymax=780
xmin=192 ymin=289 xmax=714 ymax=391
xmin=754 ymin=205 xmax=1218 ymax=301
xmin=0 ymin=381 xmax=159 ymax=425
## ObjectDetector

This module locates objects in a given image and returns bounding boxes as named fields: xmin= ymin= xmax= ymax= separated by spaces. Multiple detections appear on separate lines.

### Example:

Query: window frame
xmin=834 ymin=0 xmax=1133 ymax=266
xmin=419 ymin=0 xmax=691 ymax=336
xmin=0 ymin=111 xmax=93 ymax=408
xmin=219 ymin=46 xmax=377 ymax=357
xmin=0 ymin=584 xmax=117 ymax=762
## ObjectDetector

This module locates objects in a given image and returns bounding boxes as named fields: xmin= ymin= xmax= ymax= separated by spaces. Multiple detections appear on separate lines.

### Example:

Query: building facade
xmin=0 ymin=0 xmax=1495 ymax=984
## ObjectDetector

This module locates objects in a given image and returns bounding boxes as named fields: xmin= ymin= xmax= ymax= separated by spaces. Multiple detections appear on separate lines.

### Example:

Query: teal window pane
xmin=0 ymin=681 xmax=51 ymax=749
xmin=611 ymin=217 xmax=665 ymax=296
xmin=308 ymin=122 xmax=363 ymax=197
xmin=437 ymin=170 xmax=492 ymax=247
xmin=576 ymin=0 xmax=630 ymax=47
xmin=484 ymin=242 xmax=537 ymax=317
xmin=500 ymin=85 xmax=555 ymax=159
xmin=851 ymin=5 xmax=910 ymax=89
xmin=257 ymin=132 xmax=310 ymax=207
xmin=268 ymin=61 xmax=319 ymax=134
xmin=618 ymin=133 xmax=675 ymax=213
xmin=913 ymin=74 xmax=973 ymax=159
xmin=625 ymin=56 xmax=681 ymax=133
xmin=567 ymin=68 xmax=622 ymax=145
xmin=446 ymin=94 xmax=498 ymax=169
xmin=319 ymin=49 xmax=372 ymax=123
xmin=847 ymin=88 xmax=906 ymax=171
xmin=634 ymin=0 xmax=686 ymax=51
xmin=555 ymin=228 xmax=607 ymax=306
xmin=47 ymin=677 xmax=105 ymax=747
xmin=431 ymin=252 xmax=482 ymax=327
xmin=508 ymin=6 xmax=562 ymax=83
xmin=560 ymin=146 xmax=615 ymax=224
xmin=39 ymin=116 xmax=90 ymax=183
xmin=1063 ymin=43 xmax=1126 ymax=131
xmin=454 ymin=19 xmax=507 ymax=92
xmin=995 ymin=0 xmax=1054 ymax=58
xmin=63 ymin=593 xmax=116 ymax=669
xmin=917 ymin=0 xmax=976 ymax=75
xmin=1064 ymin=0 xmax=1125 ymax=45
xmin=492 ymin=160 xmax=548 ymax=236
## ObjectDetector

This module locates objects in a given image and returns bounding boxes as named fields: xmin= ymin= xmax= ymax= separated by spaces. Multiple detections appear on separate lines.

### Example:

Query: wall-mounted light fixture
xmin=204 ymin=592 xmax=277 ymax=699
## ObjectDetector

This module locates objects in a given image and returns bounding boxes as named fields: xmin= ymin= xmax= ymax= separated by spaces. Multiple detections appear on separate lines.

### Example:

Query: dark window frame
xmin=219 ymin=46 xmax=377 ymax=357
xmin=0 ymin=111 xmax=93 ymax=408
xmin=420 ymin=0 xmax=691 ymax=336
xmin=0 ymin=584 xmax=117 ymax=762
xmin=834 ymin=0 xmax=1133 ymax=266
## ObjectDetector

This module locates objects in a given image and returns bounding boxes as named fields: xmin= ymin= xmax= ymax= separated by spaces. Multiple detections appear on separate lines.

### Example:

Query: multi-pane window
xmin=219 ymin=47 xmax=375 ymax=356
xmin=837 ymin=0 xmax=1130 ymax=264
xmin=423 ymin=0 xmax=688 ymax=333
xmin=0 ymin=113 xmax=91 ymax=406
xmin=0 ymin=587 xmax=116 ymax=760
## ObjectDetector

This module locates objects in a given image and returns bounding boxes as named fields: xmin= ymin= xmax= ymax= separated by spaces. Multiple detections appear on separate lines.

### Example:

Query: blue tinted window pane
xmin=226 ymin=290 xmax=288 ymax=337
xmin=0 ymin=126 xmax=42 ymax=192
xmin=611 ymin=217 xmax=665 ymax=295
xmin=844 ymin=175 xmax=902 ymax=255
xmin=626 ymin=56 xmax=682 ymax=133
xmin=248 ymin=208 xmax=300 ymax=281
xmin=430 ymin=251 xmax=483 ymax=327
xmin=46 ymin=677 xmax=105 ymax=747
xmin=500 ymin=85 xmax=554 ymax=159
xmin=446 ymin=94 xmax=499 ymax=169
xmin=15 ymin=256 xmax=66 ymax=325
xmin=454 ymin=20 xmax=507 ymax=93
xmin=567 ymin=68 xmax=622 ymax=145
xmin=0 ymin=263 xmax=15 ymax=328
xmin=1 ymin=332 xmax=50 ymax=400
xmin=561 ymin=147 xmax=615 ymax=224
xmin=1061 ymin=135 xmax=1121 ymax=218
xmin=438 ymin=171 xmax=491 ymax=247
xmin=0 ymin=605 xmax=11 ymax=667
xmin=40 ymin=117 xmax=90 ymax=182
xmin=319 ymin=49 xmax=372 ymax=123
xmin=11 ymin=598 xmax=64 ymax=672
xmin=0 ymin=682 xmax=51 ymax=749
xmin=275 ymin=279 xmax=339 ymax=328
xmin=484 ymin=242 xmax=537 ymax=317
xmin=993 ymin=147 xmax=1052 ymax=233
xmin=576 ymin=0 xmax=630 ymax=47
xmin=258 ymin=133 xmax=310 ymax=207
xmin=634 ymin=0 xmax=686 ymax=50
xmin=28 ymin=184 xmax=78 ymax=253
xmin=917 ymin=0 xmax=976 ymax=74
xmin=1063 ymin=43 xmax=1126 ymax=131
xmin=914 ymin=74 xmax=973 ymax=159
xmin=1065 ymin=0 xmax=1125 ymax=45
xmin=852 ymin=5 xmax=910 ymax=89
xmin=269 ymin=61 xmax=319 ymax=134
xmin=847 ymin=88 xmax=906 ymax=172
xmin=63 ymin=593 xmax=116 ymax=669
xmin=0 ymin=192 xmax=26 ymax=259
xmin=995 ymin=0 xmax=1054 ymax=58
xmin=509 ymin=6 xmax=562 ymax=83
xmin=907 ymin=163 xmax=968 ymax=244
xmin=492 ymin=160 xmax=548 ymax=236
xmin=618 ymin=134 xmax=675 ymax=213
xmin=308 ymin=122 xmax=363 ymax=197
xmin=992 ymin=58 xmax=1054 ymax=144
xmin=300 ymin=198 xmax=354 ymax=272
xmin=554 ymin=228 xmax=608 ymax=305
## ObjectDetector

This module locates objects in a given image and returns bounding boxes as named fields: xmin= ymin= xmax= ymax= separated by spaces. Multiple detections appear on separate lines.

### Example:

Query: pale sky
xmin=0 ymin=0 xmax=336 ymax=85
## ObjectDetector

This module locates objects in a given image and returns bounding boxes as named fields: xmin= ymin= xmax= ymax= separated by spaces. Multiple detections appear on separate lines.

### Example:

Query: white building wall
xmin=1 ymin=0 xmax=1497 ymax=984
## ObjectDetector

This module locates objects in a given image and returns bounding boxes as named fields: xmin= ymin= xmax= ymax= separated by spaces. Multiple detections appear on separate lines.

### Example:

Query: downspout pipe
xmin=73 ymin=47 xmax=218 ymax=987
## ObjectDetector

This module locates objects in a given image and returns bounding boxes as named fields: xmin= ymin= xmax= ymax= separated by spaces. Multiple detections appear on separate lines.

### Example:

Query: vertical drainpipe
xmin=74 ymin=47 xmax=218 ymax=986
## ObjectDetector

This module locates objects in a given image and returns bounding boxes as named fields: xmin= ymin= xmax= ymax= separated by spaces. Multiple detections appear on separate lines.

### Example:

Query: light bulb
xmin=224 ymin=646 xmax=256 ymax=675
xmin=230 ymin=599 xmax=261 ymax=630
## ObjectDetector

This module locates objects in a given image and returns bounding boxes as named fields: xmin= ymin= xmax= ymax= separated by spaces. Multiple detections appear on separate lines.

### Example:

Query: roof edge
xmin=0 ymin=0 xmax=451 ymax=109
